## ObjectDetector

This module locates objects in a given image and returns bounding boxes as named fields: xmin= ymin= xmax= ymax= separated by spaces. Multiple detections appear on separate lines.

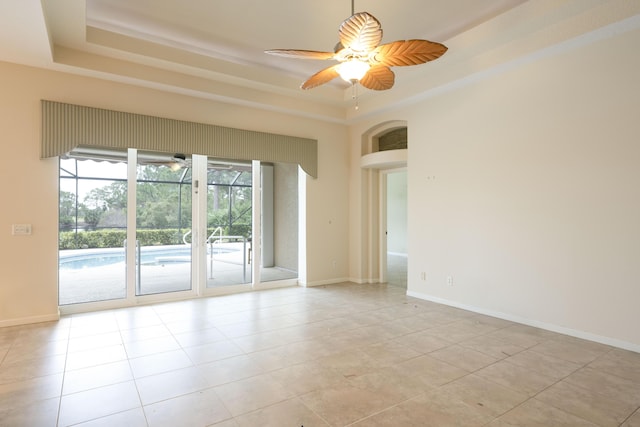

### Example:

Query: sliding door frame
xmin=60 ymin=151 xmax=301 ymax=315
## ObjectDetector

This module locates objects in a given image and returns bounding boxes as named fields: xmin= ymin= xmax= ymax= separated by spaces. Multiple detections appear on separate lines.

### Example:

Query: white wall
xmin=402 ymin=27 xmax=640 ymax=349
xmin=349 ymin=25 xmax=640 ymax=350
xmin=0 ymin=61 xmax=349 ymax=326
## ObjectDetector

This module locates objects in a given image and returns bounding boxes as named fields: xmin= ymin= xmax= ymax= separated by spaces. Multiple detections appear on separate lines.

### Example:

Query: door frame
xmin=59 ymin=151 xmax=302 ymax=315
xmin=378 ymin=167 xmax=407 ymax=284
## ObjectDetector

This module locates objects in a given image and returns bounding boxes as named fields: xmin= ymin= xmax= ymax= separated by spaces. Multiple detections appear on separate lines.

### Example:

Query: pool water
xmin=59 ymin=247 xmax=237 ymax=270
xmin=60 ymin=254 xmax=127 ymax=270
xmin=60 ymin=244 xmax=242 ymax=270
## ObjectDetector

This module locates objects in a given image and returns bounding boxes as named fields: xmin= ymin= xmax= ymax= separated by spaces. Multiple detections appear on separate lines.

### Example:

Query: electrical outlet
xmin=446 ymin=276 xmax=453 ymax=286
xmin=420 ymin=272 xmax=426 ymax=281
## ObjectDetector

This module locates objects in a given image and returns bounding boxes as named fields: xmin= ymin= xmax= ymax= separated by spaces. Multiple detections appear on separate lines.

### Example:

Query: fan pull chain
xmin=352 ymin=82 xmax=359 ymax=110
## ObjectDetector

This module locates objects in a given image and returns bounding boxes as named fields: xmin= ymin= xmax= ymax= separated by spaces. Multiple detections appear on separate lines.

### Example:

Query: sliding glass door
xmin=205 ymin=162 xmax=252 ymax=288
xmin=135 ymin=155 xmax=193 ymax=295
xmin=58 ymin=149 xmax=197 ymax=306
xmin=59 ymin=156 xmax=128 ymax=305
xmin=59 ymin=149 xmax=298 ymax=308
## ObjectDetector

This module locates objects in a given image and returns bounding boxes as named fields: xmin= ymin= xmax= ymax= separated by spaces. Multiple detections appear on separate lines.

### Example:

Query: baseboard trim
xmin=0 ymin=312 xmax=61 ymax=328
xmin=253 ymin=280 xmax=298 ymax=291
xmin=303 ymin=278 xmax=351 ymax=287
xmin=348 ymin=277 xmax=381 ymax=284
xmin=406 ymin=290 xmax=640 ymax=354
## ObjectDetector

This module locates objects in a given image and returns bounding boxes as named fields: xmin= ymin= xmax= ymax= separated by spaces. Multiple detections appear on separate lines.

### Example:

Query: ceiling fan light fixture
xmin=337 ymin=58 xmax=370 ymax=83
xmin=265 ymin=6 xmax=447 ymax=92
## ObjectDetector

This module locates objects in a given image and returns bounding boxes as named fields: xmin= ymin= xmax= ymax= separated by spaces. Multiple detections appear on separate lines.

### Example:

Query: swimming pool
xmin=59 ymin=245 xmax=238 ymax=270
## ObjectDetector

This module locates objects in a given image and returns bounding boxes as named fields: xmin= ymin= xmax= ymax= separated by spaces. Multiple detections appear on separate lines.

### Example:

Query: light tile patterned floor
xmin=1 ymin=282 xmax=639 ymax=426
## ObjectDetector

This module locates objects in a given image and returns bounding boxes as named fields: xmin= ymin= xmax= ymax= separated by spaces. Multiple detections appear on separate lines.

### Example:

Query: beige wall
xmin=0 ymin=61 xmax=349 ymax=326
xmin=349 ymin=27 xmax=640 ymax=349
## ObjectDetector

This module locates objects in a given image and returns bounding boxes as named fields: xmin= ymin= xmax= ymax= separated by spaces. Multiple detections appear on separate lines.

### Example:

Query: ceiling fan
xmin=141 ymin=153 xmax=247 ymax=172
xmin=265 ymin=3 xmax=448 ymax=91
xmin=140 ymin=153 xmax=191 ymax=171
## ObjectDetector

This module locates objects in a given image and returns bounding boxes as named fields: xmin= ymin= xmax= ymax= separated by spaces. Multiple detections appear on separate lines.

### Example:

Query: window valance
xmin=41 ymin=100 xmax=318 ymax=178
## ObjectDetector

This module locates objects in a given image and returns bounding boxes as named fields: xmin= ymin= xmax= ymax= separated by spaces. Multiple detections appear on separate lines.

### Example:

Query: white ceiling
xmin=1 ymin=0 xmax=637 ymax=121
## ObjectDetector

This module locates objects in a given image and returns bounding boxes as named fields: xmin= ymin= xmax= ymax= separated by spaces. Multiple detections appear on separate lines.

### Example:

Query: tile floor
xmin=1 ymin=282 xmax=639 ymax=426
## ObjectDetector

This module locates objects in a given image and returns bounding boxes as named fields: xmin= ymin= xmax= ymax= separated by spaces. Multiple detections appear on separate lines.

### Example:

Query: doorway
xmin=385 ymin=170 xmax=407 ymax=288
xmin=135 ymin=155 xmax=194 ymax=296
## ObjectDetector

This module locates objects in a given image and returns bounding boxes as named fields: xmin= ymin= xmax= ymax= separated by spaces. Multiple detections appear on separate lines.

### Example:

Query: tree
xmin=136 ymin=180 xmax=192 ymax=230
xmin=61 ymin=164 xmax=251 ymax=236
xmin=82 ymin=207 xmax=103 ymax=230
xmin=59 ymin=191 xmax=77 ymax=230
xmin=98 ymin=209 xmax=127 ymax=228
xmin=82 ymin=182 xmax=127 ymax=230
xmin=84 ymin=182 xmax=127 ymax=211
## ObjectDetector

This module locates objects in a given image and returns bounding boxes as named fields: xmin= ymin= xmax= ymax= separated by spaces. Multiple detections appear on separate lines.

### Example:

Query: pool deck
xmin=59 ymin=244 xmax=297 ymax=305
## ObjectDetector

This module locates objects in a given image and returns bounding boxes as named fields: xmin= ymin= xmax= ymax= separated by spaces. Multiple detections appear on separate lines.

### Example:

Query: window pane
xmin=136 ymin=163 xmax=192 ymax=296
xmin=206 ymin=164 xmax=252 ymax=288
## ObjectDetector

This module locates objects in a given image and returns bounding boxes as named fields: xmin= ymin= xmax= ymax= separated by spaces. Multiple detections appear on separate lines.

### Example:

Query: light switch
xmin=12 ymin=224 xmax=32 ymax=235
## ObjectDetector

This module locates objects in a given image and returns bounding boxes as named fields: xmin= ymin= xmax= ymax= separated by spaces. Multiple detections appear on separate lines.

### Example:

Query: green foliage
xmin=136 ymin=182 xmax=192 ymax=229
xmin=208 ymin=202 xmax=251 ymax=238
xmin=59 ymin=191 xmax=77 ymax=230
xmin=84 ymin=182 xmax=127 ymax=210
xmin=229 ymin=224 xmax=251 ymax=238
xmin=99 ymin=208 xmax=127 ymax=228
xmin=60 ymin=161 xmax=251 ymax=247
xmin=59 ymin=229 xmax=190 ymax=250
xmin=59 ymin=229 xmax=126 ymax=249
xmin=82 ymin=207 xmax=103 ymax=230
xmin=207 ymin=209 xmax=228 ymax=229
xmin=59 ymin=224 xmax=251 ymax=249
xmin=138 ymin=164 xmax=191 ymax=182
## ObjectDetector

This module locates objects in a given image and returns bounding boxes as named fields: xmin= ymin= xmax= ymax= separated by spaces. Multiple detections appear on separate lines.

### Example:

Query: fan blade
xmin=339 ymin=12 xmax=382 ymax=53
xmin=264 ymin=49 xmax=336 ymax=60
xmin=301 ymin=64 xmax=340 ymax=89
xmin=372 ymin=39 xmax=448 ymax=66
xmin=359 ymin=65 xmax=395 ymax=91
xmin=371 ymin=40 xmax=447 ymax=67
